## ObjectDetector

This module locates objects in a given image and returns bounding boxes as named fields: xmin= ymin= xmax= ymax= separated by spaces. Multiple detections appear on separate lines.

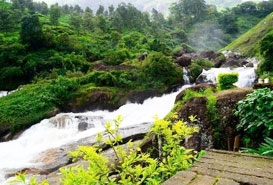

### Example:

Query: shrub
xmin=49 ymin=76 xmax=79 ymax=106
xmin=141 ymin=52 xmax=183 ymax=87
xmin=217 ymin=72 xmax=238 ymax=90
xmin=105 ymin=48 xmax=131 ymax=66
xmin=242 ymin=137 xmax=273 ymax=157
xmin=189 ymin=58 xmax=214 ymax=81
xmin=235 ymin=88 xmax=273 ymax=139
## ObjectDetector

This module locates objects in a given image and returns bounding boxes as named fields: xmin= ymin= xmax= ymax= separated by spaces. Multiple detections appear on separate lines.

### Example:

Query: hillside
xmin=221 ymin=12 xmax=273 ymax=57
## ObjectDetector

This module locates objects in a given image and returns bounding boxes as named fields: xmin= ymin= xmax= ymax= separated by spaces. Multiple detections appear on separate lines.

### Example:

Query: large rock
xmin=176 ymin=55 xmax=192 ymax=67
xmin=200 ymin=50 xmax=218 ymax=60
xmin=175 ymin=88 xmax=253 ymax=150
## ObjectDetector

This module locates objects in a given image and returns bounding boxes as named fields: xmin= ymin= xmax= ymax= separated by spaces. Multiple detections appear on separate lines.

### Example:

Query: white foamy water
xmin=0 ymin=66 xmax=258 ymax=184
xmin=0 ymin=91 xmax=8 ymax=98
xmin=198 ymin=67 xmax=257 ymax=87
xmin=0 ymin=85 xmax=192 ymax=184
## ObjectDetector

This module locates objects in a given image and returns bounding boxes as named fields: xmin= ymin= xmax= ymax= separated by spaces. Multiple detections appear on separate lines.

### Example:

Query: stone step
xmin=163 ymin=150 xmax=273 ymax=185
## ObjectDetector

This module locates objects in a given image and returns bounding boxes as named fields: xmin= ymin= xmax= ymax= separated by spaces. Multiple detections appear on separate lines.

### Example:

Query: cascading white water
xmin=0 ymin=66 xmax=257 ymax=184
xmin=183 ymin=67 xmax=191 ymax=84
xmin=0 ymin=91 xmax=8 ymax=98
xmin=0 ymin=85 xmax=192 ymax=184
xmin=197 ymin=67 xmax=257 ymax=87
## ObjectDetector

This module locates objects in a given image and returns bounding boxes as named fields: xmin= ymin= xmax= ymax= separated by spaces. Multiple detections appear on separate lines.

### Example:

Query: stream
xmin=0 ymin=67 xmax=257 ymax=184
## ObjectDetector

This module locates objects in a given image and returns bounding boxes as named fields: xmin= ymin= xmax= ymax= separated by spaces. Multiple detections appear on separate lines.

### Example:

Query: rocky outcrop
xmin=175 ymin=87 xmax=253 ymax=150
xmin=175 ymin=50 xmax=257 ymax=70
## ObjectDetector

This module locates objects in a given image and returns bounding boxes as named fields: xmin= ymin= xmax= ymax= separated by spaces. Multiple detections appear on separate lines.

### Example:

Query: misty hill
xmin=33 ymin=0 xmax=266 ymax=14
xmin=222 ymin=12 xmax=273 ymax=57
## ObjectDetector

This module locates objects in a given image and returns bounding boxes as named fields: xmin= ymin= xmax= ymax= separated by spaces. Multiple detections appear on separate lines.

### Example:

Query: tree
xmin=82 ymin=7 xmax=94 ymax=31
xmin=169 ymin=0 xmax=207 ymax=26
xmin=49 ymin=5 xmax=61 ymax=26
xmin=70 ymin=13 xmax=82 ymax=34
xmin=111 ymin=3 xmax=146 ymax=31
xmin=0 ymin=9 xmax=16 ymax=32
xmin=108 ymin=5 xmax=114 ymax=18
xmin=73 ymin=4 xmax=83 ymax=14
xmin=11 ymin=0 xmax=25 ymax=10
xmin=33 ymin=1 xmax=48 ymax=15
xmin=96 ymin=5 xmax=104 ymax=16
xmin=20 ymin=14 xmax=44 ymax=49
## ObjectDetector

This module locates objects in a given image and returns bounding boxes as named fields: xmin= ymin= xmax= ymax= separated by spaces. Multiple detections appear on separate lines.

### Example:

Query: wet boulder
xmin=78 ymin=122 xmax=88 ymax=131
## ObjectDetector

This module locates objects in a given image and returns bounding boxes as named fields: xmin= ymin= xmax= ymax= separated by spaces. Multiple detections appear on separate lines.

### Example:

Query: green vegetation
xmin=1 ymin=0 xmax=273 ymax=91
xmin=189 ymin=58 xmax=214 ymax=81
xmin=11 ymin=116 xmax=200 ymax=184
xmin=217 ymin=72 xmax=238 ymax=90
xmin=258 ymin=30 xmax=273 ymax=75
xmin=242 ymin=137 xmax=273 ymax=157
xmin=0 ymin=77 xmax=80 ymax=134
xmin=222 ymin=11 xmax=273 ymax=57
xmin=235 ymin=88 xmax=273 ymax=151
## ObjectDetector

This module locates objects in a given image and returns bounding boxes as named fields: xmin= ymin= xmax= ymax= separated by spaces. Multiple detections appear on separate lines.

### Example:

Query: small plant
xmin=217 ymin=72 xmax=238 ymax=90
xmin=61 ymin=115 xmax=198 ymax=184
xmin=9 ymin=173 xmax=49 ymax=185
xmin=242 ymin=137 xmax=273 ymax=157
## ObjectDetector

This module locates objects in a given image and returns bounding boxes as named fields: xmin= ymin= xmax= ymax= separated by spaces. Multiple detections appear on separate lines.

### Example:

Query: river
xmin=0 ymin=67 xmax=257 ymax=184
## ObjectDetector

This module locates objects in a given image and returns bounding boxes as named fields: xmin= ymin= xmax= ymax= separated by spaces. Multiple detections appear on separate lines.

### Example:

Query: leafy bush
xmin=189 ymin=58 xmax=214 ymax=81
xmin=0 ymin=66 xmax=25 ymax=90
xmin=141 ymin=52 xmax=183 ymax=87
xmin=105 ymin=48 xmax=131 ymax=66
xmin=49 ymin=76 xmax=79 ymax=106
xmin=242 ymin=137 xmax=273 ymax=157
xmin=217 ymin=72 xmax=238 ymax=90
xmin=235 ymin=88 xmax=273 ymax=139
xmin=60 ymin=116 xmax=198 ymax=184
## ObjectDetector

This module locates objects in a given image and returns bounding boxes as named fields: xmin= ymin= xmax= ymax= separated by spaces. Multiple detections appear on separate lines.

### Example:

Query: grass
xmin=0 ymin=82 xmax=56 ymax=134
xmin=221 ymin=12 xmax=273 ymax=57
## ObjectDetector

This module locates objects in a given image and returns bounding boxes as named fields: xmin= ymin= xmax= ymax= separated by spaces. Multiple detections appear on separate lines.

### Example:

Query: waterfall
xmin=0 ymin=85 xmax=192 ymax=184
xmin=196 ymin=67 xmax=257 ymax=87
xmin=0 ymin=91 xmax=8 ymax=98
xmin=0 ymin=66 xmax=257 ymax=184
xmin=183 ymin=67 xmax=191 ymax=84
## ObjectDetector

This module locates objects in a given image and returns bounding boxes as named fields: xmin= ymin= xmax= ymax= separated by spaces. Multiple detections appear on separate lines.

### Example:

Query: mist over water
xmin=188 ymin=21 xmax=227 ymax=51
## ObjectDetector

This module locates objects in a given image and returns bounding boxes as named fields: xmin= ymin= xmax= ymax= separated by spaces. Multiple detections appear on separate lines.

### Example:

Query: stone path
xmin=163 ymin=149 xmax=273 ymax=185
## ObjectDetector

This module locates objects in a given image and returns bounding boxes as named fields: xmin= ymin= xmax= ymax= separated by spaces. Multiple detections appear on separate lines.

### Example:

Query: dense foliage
xmin=217 ymin=72 xmax=238 ymax=90
xmin=258 ymin=30 xmax=273 ymax=75
xmin=0 ymin=77 xmax=80 ymax=134
xmin=235 ymin=88 xmax=273 ymax=148
xmin=1 ymin=0 xmax=273 ymax=90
